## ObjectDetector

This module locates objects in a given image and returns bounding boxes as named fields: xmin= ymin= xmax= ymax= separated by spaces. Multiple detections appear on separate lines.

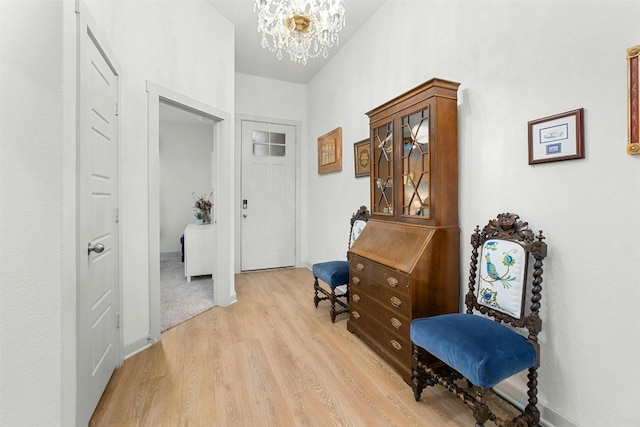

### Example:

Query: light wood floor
xmin=90 ymin=268 xmax=518 ymax=427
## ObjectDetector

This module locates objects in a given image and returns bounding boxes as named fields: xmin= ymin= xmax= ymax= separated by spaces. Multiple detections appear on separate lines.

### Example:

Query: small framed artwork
xmin=627 ymin=44 xmax=640 ymax=155
xmin=528 ymin=108 xmax=584 ymax=165
xmin=353 ymin=138 xmax=370 ymax=177
xmin=317 ymin=127 xmax=342 ymax=174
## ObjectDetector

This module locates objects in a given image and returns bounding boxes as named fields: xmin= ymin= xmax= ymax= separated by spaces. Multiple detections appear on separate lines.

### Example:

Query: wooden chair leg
xmin=412 ymin=345 xmax=426 ymax=401
xmin=471 ymin=387 xmax=490 ymax=427
xmin=522 ymin=367 xmax=540 ymax=427
xmin=329 ymin=287 xmax=337 ymax=323
xmin=313 ymin=277 xmax=320 ymax=307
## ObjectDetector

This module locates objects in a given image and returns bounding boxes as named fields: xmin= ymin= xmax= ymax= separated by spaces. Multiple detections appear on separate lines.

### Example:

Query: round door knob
xmin=88 ymin=243 xmax=105 ymax=254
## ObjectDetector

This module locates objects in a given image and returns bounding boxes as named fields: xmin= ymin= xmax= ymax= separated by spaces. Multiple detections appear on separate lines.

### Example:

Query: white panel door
xmin=77 ymin=16 xmax=120 ymax=425
xmin=241 ymin=121 xmax=296 ymax=270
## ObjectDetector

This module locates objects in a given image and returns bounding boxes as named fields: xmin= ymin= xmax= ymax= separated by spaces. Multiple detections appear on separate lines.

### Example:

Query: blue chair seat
xmin=312 ymin=261 xmax=349 ymax=288
xmin=410 ymin=313 xmax=537 ymax=388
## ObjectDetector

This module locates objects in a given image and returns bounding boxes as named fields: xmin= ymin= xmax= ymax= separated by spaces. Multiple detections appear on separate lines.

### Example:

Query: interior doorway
xmin=147 ymin=82 xmax=235 ymax=344
xmin=158 ymin=101 xmax=215 ymax=330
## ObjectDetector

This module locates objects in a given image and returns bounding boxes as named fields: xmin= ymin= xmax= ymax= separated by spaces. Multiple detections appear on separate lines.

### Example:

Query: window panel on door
xmin=252 ymin=130 xmax=286 ymax=157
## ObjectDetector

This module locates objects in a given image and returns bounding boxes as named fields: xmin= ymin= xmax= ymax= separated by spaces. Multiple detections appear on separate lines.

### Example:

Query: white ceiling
xmin=161 ymin=0 xmax=384 ymax=123
xmin=205 ymin=0 xmax=386 ymax=84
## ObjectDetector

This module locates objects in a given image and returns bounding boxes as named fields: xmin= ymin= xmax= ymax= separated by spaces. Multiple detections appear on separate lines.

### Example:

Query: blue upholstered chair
xmin=313 ymin=206 xmax=370 ymax=322
xmin=410 ymin=213 xmax=547 ymax=427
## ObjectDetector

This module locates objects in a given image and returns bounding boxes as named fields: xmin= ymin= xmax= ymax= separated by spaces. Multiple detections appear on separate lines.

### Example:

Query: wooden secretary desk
xmin=347 ymin=78 xmax=461 ymax=384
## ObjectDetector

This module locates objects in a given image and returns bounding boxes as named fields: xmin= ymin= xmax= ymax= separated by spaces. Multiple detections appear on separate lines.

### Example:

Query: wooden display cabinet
xmin=347 ymin=78 xmax=461 ymax=384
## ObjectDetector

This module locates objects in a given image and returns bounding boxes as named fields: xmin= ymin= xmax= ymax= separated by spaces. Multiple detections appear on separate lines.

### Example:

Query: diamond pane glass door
xmin=373 ymin=123 xmax=393 ymax=215
xmin=401 ymin=108 xmax=430 ymax=218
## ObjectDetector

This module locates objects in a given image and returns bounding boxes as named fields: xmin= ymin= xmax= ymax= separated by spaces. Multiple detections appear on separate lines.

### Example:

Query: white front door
xmin=77 ymin=9 xmax=120 ymax=424
xmin=241 ymin=120 xmax=296 ymax=270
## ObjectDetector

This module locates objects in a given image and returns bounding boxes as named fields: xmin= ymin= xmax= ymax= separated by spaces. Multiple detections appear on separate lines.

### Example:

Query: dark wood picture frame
xmin=353 ymin=138 xmax=370 ymax=177
xmin=528 ymin=108 xmax=584 ymax=165
xmin=317 ymin=127 xmax=342 ymax=174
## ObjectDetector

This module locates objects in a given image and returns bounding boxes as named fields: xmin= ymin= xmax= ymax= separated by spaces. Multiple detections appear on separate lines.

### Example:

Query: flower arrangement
xmin=192 ymin=192 xmax=213 ymax=223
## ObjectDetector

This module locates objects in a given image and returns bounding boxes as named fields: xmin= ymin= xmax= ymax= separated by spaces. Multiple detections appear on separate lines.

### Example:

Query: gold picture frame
xmin=353 ymin=138 xmax=370 ymax=177
xmin=317 ymin=127 xmax=342 ymax=174
xmin=627 ymin=44 xmax=640 ymax=155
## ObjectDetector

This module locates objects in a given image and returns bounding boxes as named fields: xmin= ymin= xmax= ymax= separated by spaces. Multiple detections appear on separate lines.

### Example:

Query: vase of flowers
xmin=193 ymin=192 xmax=213 ymax=224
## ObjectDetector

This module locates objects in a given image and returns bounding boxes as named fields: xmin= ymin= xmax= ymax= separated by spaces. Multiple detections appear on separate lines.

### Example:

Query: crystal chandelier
xmin=254 ymin=0 xmax=346 ymax=65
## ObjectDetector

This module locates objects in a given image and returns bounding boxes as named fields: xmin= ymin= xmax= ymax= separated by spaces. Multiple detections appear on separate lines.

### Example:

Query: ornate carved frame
xmin=627 ymin=44 xmax=640 ymax=155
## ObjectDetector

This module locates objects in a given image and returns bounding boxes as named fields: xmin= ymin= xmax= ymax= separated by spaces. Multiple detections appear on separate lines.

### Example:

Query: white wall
xmin=0 ymin=0 xmax=76 ymax=425
xmin=83 ymin=0 xmax=235 ymax=350
xmin=234 ymin=73 xmax=307 ymax=269
xmin=306 ymin=1 xmax=640 ymax=426
xmin=159 ymin=121 xmax=213 ymax=252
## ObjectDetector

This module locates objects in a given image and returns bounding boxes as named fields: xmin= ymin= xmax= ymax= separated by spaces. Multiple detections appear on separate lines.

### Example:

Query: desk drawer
xmin=350 ymin=256 xmax=409 ymax=296
xmin=348 ymin=305 xmax=411 ymax=363
xmin=350 ymin=275 xmax=410 ymax=318
xmin=350 ymin=286 xmax=410 ymax=336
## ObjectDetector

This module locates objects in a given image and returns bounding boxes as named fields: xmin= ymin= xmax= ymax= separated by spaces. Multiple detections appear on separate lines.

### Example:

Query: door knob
xmin=242 ymin=213 xmax=247 ymax=218
xmin=88 ymin=242 xmax=105 ymax=254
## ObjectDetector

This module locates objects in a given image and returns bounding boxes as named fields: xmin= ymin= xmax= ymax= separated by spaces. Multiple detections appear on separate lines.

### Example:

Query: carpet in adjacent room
xmin=161 ymin=252 xmax=214 ymax=331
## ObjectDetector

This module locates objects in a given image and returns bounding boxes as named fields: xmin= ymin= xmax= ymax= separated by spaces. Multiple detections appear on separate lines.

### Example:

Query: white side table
xmin=184 ymin=223 xmax=215 ymax=282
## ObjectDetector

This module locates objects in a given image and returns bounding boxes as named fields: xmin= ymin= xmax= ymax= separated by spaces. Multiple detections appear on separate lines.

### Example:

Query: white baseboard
xmin=124 ymin=336 xmax=156 ymax=359
xmin=493 ymin=382 xmax=577 ymax=427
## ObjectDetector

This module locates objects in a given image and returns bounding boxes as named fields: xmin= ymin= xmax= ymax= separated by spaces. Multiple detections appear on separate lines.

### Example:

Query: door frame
xmin=146 ymin=82 xmax=236 ymax=344
xmin=75 ymin=0 xmax=123 ymax=424
xmin=235 ymin=115 xmax=303 ymax=273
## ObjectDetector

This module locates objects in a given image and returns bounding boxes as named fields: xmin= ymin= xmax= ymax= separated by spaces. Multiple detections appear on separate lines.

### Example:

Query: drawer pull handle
xmin=390 ymin=296 xmax=402 ymax=308
xmin=356 ymin=263 xmax=364 ymax=272
xmin=352 ymin=311 xmax=360 ymax=319
xmin=352 ymin=294 xmax=360 ymax=302
xmin=352 ymin=276 xmax=360 ymax=285
xmin=390 ymin=317 xmax=402 ymax=329
xmin=387 ymin=277 xmax=398 ymax=287
xmin=390 ymin=340 xmax=402 ymax=351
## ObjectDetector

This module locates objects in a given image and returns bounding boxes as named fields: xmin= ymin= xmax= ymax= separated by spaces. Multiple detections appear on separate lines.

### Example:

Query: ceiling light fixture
xmin=254 ymin=0 xmax=346 ymax=65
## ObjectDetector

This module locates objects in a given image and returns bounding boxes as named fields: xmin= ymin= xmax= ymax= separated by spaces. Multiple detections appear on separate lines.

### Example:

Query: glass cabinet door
xmin=401 ymin=107 xmax=430 ymax=218
xmin=372 ymin=122 xmax=393 ymax=215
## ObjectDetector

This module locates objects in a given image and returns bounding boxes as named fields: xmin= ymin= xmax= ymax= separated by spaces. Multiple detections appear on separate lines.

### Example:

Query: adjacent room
xmin=158 ymin=101 xmax=216 ymax=331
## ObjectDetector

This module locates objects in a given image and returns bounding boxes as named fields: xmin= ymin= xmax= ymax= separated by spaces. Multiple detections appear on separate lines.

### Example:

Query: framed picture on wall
xmin=627 ymin=44 xmax=640 ymax=155
xmin=317 ymin=127 xmax=342 ymax=174
xmin=353 ymin=139 xmax=370 ymax=177
xmin=528 ymin=108 xmax=584 ymax=165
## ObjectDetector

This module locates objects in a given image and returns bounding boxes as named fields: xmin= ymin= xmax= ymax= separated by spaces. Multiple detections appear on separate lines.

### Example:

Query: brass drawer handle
xmin=352 ymin=311 xmax=360 ymax=319
xmin=387 ymin=277 xmax=398 ymax=287
xmin=390 ymin=340 xmax=402 ymax=351
xmin=355 ymin=263 xmax=364 ymax=272
xmin=352 ymin=276 xmax=360 ymax=285
xmin=352 ymin=294 xmax=360 ymax=302
xmin=390 ymin=296 xmax=402 ymax=308
xmin=390 ymin=317 xmax=402 ymax=329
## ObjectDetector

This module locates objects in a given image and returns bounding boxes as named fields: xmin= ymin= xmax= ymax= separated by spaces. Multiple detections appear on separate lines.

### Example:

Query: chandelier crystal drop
xmin=254 ymin=0 xmax=346 ymax=65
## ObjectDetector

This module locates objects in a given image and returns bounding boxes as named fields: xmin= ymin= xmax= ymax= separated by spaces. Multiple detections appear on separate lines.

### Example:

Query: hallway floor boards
xmin=90 ymin=268 xmax=518 ymax=426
